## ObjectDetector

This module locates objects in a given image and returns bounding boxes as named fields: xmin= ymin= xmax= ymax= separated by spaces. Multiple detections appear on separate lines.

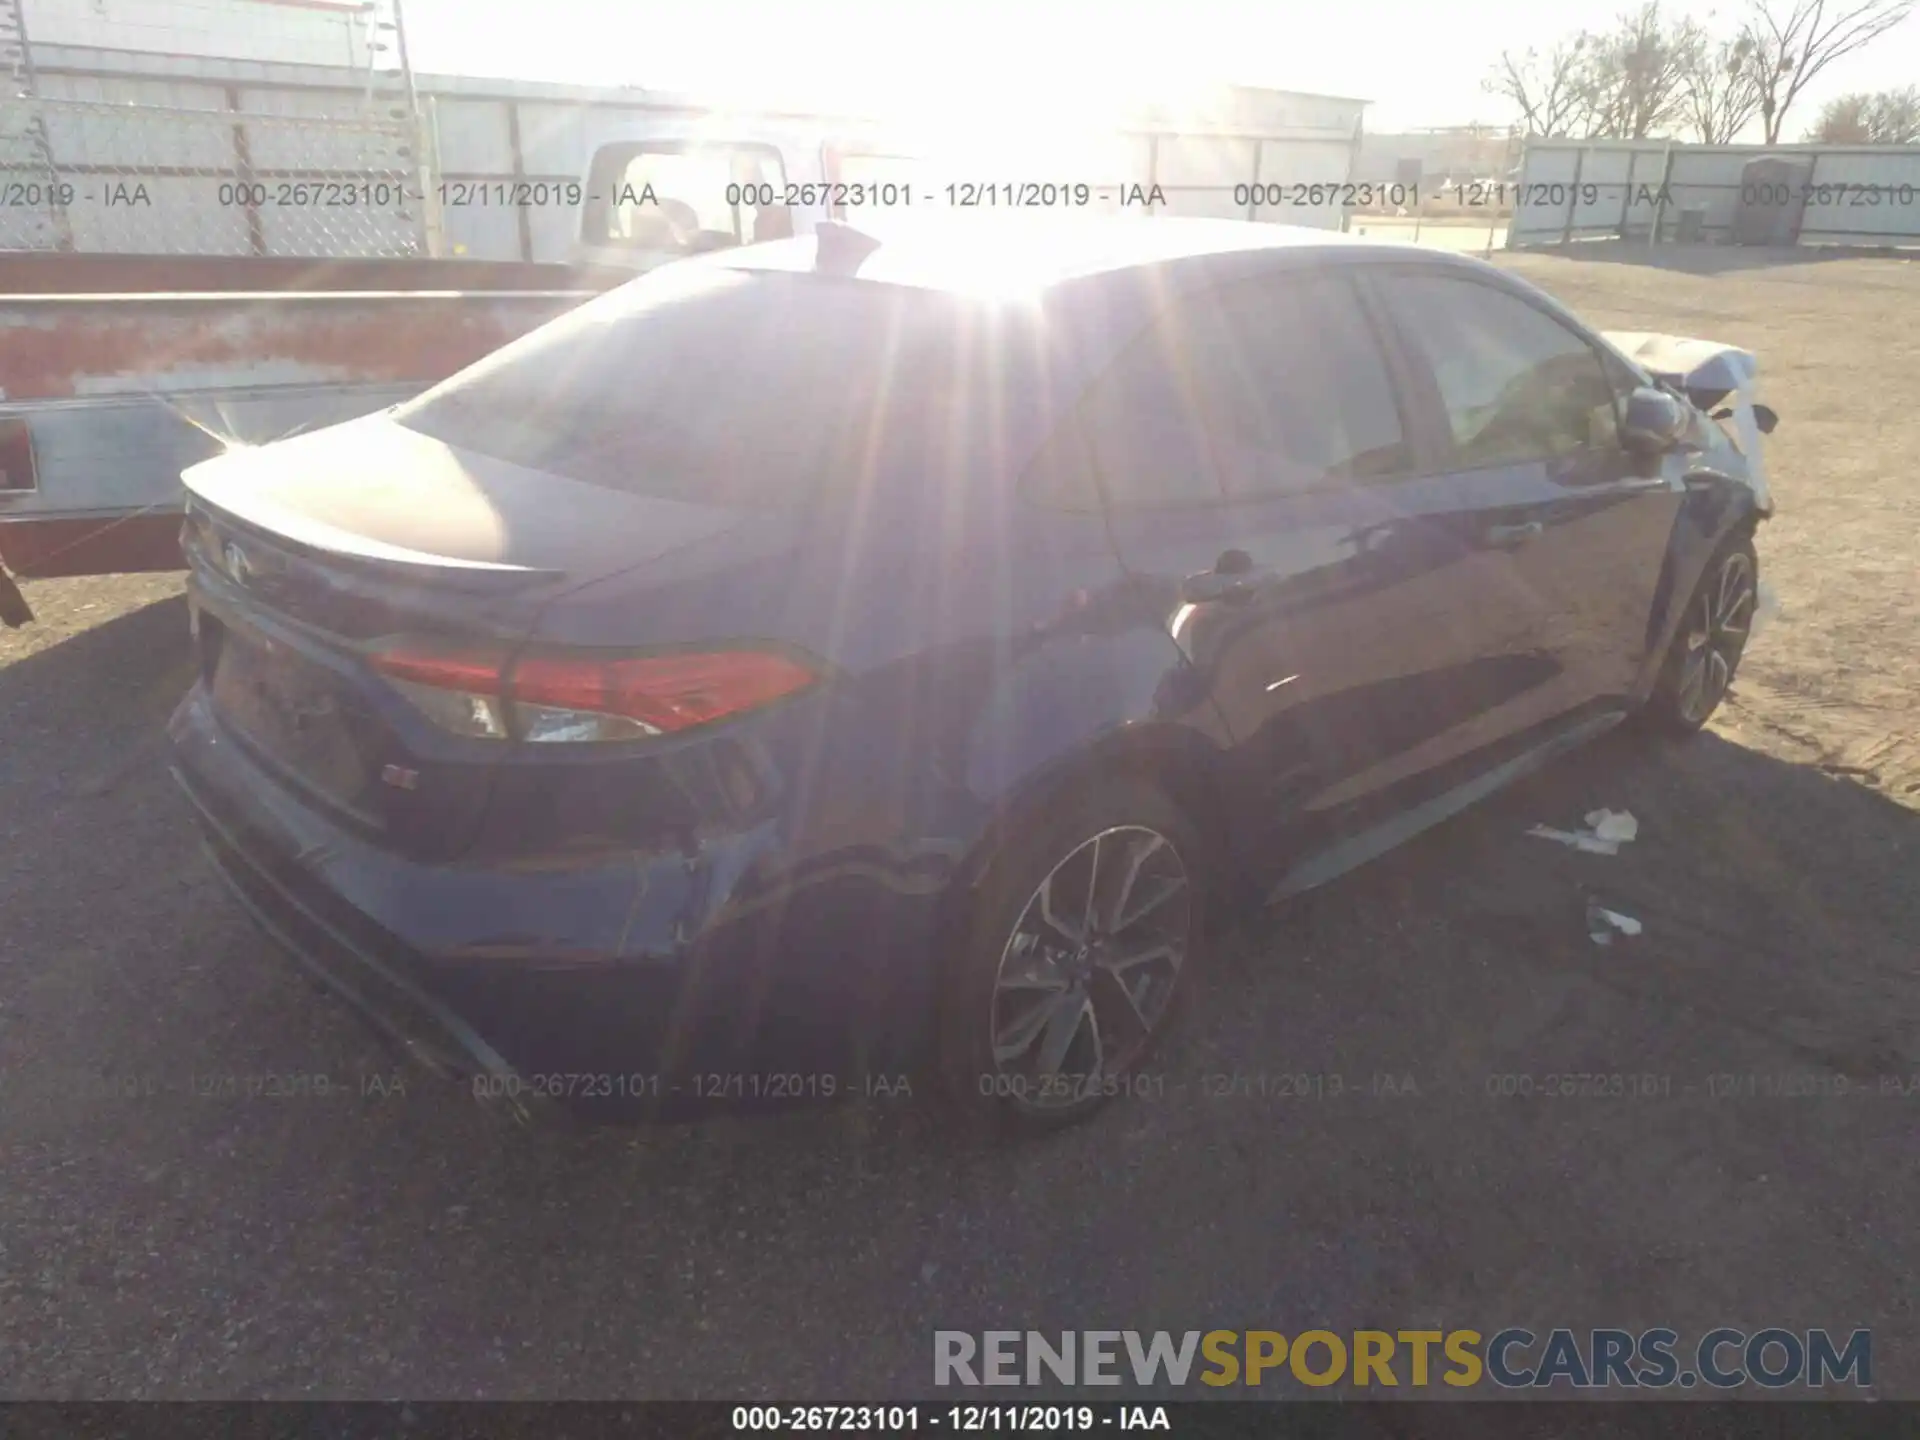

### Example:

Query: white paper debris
xmin=1585 ymin=809 xmax=1639 ymax=844
xmin=1529 ymin=825 xmax=1620 ymax=854
xmin=1529 ymin=809 xmax=1640 ymax=856
xmin=1587 ymin=902 xmax=1644 ymax=946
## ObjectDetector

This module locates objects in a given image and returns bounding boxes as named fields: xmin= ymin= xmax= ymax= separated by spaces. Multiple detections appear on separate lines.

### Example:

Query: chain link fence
xmin=2 ymin=0 xmax=438 ymax=257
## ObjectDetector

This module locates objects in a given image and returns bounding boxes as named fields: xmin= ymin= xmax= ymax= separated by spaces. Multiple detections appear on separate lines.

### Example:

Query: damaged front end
xmin=1603 ymin=331 xmax=1778 ymax=516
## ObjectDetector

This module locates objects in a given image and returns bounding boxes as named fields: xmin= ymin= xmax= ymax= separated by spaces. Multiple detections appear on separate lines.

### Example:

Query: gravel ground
xmin=0 ymin=249 xmax=1915 ymax=1400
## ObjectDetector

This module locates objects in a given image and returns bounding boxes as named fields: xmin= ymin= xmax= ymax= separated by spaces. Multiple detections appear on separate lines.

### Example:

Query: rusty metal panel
xmin=0 ymin=251 xmax=631 ymax=293
xmin=0 ymin=283 xmax=605 ymax=576
xmin=10 ymin=381 xmax=421 ymax=513
xmin=0 ymin=290 xmax=595 ymax=401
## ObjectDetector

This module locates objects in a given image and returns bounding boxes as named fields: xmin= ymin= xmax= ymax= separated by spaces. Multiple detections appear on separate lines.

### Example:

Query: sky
xmin=395 ymin=0 xmax=1920 ymax=138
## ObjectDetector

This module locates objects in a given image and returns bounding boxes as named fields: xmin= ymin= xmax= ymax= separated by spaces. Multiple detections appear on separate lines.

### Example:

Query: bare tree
xmin=1809 ymin=90 xmax=1876 ymax=137
xmin=1571 ymin=4 xmax=1700 ymax=138
xmin=1736 ymin=0 xmax=1917 ymax=143
xmin=1866 ymin=83 xmax=1920 ymax=140
xmin=1807 ymin=83 xmax=1920 ymax=139
xmin=1484 ymin=38 xmax=1593 ymax=136
xmin=1681 ymin=32 xmax=1766 ymax=140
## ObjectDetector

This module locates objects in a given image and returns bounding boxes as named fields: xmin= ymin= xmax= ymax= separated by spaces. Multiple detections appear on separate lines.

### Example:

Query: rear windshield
xmin=393 ymin=263 xmax=1022 ymax=508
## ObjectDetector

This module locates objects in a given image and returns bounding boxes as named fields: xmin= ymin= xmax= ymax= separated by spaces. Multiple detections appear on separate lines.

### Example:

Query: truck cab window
xmin=600 ymin=144 xmax=787 ymax=251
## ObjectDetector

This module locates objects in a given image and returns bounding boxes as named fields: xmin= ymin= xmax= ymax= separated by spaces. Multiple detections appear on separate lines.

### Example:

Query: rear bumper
xmin=168 ymin=683 xmax=945 ymax=1121
xmin=174 ymin=762 xmax=561 ymax=1124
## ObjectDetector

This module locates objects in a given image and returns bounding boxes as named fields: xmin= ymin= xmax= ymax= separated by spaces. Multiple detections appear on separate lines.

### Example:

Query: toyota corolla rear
xmin=167 ymin=256 xmax=1057 ymax=1120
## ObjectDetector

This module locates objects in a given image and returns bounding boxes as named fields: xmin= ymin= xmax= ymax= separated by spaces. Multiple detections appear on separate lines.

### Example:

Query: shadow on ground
xmin=0 ymin=590 xmax=195 ymax=806
xmin=1 ymin=591 xmax=1915 ymax=1398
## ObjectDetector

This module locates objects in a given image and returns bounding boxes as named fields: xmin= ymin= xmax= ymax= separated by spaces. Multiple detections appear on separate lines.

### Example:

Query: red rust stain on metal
xmin=0 ymin=513 xmax=186 ymax=577
xmin=0 ymin=252 xmax=630 ymax=295
xmin=2 ymin=297 xmax=585 ymax=399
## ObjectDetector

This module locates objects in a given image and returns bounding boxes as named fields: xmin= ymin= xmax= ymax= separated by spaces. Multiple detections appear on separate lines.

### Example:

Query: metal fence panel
xmin=1508 ymin=138 xmax=1920 ymax=250
xmin=1798 ymin=147 xmax=1920 ymax=245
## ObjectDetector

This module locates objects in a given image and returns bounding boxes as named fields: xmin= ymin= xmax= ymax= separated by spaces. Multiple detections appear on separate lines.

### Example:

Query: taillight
xmin=368 ymin=642 xmax=818 ymax=743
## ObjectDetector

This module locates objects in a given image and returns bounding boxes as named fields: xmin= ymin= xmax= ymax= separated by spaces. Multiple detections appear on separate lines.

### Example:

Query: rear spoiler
xmin=182 ymin=468 xmax=567 ymax=595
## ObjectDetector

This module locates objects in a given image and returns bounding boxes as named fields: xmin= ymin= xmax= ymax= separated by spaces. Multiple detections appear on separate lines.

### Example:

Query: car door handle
xmin=1484 ymin=521 xmax=1543 ymax=549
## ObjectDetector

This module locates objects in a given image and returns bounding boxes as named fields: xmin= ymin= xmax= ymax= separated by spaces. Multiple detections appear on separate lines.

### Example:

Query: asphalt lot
xmin=1 ymin=248 xmax=1916 ymax=1400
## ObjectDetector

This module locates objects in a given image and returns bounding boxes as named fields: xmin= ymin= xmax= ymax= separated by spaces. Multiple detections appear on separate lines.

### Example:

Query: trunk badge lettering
xmin=381 ymin=764 xmax=420 ymax=791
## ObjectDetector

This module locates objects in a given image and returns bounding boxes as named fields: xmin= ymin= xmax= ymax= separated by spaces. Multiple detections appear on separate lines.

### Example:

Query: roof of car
xmin=717 ymin=213 xmax=1432 ymax=295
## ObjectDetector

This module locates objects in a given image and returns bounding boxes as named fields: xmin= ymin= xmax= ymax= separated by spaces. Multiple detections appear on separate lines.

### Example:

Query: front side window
xmin=1381 ymin=273 xmax=1621 ymax=468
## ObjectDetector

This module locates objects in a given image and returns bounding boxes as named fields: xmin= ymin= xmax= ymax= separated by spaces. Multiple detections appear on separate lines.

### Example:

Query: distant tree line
xmin=1486 ymin=0 xmax=1918 ymax=144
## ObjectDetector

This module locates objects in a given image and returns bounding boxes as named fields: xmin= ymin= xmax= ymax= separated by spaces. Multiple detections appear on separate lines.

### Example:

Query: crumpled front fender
xmin=1603 ymin=330 xmax=1775 ymax=517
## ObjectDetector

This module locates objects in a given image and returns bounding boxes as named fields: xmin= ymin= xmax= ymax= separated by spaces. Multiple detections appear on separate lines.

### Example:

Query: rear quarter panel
xmin=502 ymin=474 xmax=1217 ymax=865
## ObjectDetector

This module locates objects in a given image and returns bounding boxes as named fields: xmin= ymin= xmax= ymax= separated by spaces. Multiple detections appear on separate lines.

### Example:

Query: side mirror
xmin=1620 ymin=386 xmax=1690 ymax=456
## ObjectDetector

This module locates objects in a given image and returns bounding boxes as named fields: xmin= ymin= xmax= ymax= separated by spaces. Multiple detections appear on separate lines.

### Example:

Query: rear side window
xmin=1036 ymin=273 xmax=1410 ymax=509
xmin=1380 ymin=273 xmax=1621 ymax=468
xmin=393 ymin=265 xmax=1012 ymax=508
xmin=1199 ymin=277 xmax=1410 ymax=498
xmin=1070 ymin=311 xmax=1226 ymax=508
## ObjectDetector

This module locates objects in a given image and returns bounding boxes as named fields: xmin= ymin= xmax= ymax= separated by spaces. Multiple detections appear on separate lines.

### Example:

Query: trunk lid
xmin=181 ymin=414 xmax=768 ymax=858
xmin=184 ymin=412 xmax=753 ymax=586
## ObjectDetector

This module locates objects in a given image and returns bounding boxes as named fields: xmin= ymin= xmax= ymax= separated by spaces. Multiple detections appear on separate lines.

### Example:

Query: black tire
xmin=936 ymin=775 xmax=1203 ymax=1134
xmin=1641 ymin=536 xmax=1759 ymax=736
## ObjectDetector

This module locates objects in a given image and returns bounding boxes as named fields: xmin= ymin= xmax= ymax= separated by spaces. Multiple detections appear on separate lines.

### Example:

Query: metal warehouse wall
xmin=1508 ymin=139 xmax=1920 ymax=250
xmin=21 ymin=0 xmax=373 ymax=67
xmin=5 ymin=34 xmax=1368 ymax=260
xmin=434 ymin=83 xmax=1365 ymax=257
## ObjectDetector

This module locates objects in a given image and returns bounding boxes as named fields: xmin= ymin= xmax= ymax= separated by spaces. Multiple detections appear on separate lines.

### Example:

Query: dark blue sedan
xmin=168 ymin=216 xmax=1773 ymax=1129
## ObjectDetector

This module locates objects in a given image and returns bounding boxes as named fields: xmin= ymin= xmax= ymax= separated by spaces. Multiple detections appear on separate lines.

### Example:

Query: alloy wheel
xmin=988 ymin=825 xmax=1191 ymax=1110
xmin=1676 ymin=550 xmax=1755 ymax=725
